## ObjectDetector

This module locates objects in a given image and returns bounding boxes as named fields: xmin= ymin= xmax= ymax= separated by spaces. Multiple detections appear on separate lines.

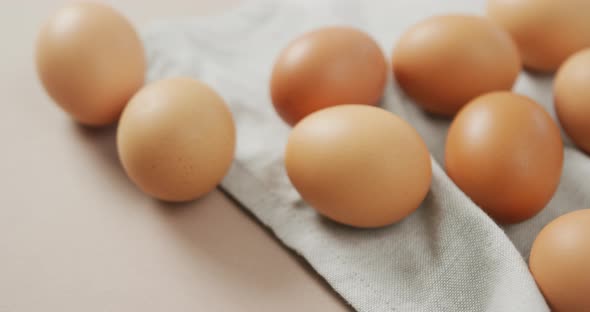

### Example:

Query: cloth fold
xmin=141 ymin=0 xmax=590 ymax=310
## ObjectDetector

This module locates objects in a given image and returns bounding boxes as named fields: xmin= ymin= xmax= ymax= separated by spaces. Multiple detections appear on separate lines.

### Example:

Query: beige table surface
xmin=0 ymin=1 xmax=351 ymax=310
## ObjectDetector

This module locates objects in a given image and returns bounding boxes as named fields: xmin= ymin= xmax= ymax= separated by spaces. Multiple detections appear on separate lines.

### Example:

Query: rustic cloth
xmin=141 ymin=0 xmax=590 ymax=310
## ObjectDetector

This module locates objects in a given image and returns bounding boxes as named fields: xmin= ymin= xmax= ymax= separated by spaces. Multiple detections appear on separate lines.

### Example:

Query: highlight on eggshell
xmin=445 ymin=92 xmax=563 ymax=224
xmin=35 ymin=2 xmax=145 ymax=126
xmin=392 ymin=14 xmax=521 ymax=117
xmin=285 ymin=104 xmax=432 ymax=228
xmin=270 ymin=26 xmax=388 ymax=126
xmin=117 ymin=77 xmax=236 ymax=202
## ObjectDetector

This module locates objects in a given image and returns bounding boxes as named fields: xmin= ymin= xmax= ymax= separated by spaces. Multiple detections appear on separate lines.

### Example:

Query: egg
xmin=285 ymin=105 xmax=432 ymax=228
xmin=36 ymin=2 xmax=145 ymax=126
xmin=487 ymin=0 xmax=590 ymax=72
xmin=270 ymin=26 xmax=387 ymax=126
xmin=554 ymin=49 xmax=590 ymax=154
xmin=445 ymin=92 xmax=563 ymax=224
xmin=117 ymin=78 xmax=235 ymax=202
xmin=392 ymin=15 xmax=521 ymax=116
xmin=529 ymin=209 xmax=590 ymax=311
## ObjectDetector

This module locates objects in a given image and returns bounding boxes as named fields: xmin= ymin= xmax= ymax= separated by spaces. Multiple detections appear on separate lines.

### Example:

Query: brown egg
xmin=36 ymin=2 xmax=145 ymax=126
xmin=445 ymin=92 xmax=563 ymax=224
xmin=529 ymin=209 xmax=590 ymax=311
xmin=487 ymin=0 xmax=590 ymax=72
xmin=285 ymin=105 xmax=432 ymax=228
xmin=554 ymin=49 xmax=590 ymax=154
xmin=117 ymin=78 xmax=235 ymax=202
xmin=270 ymin=26 xmax=387 ymax=126
xmin=392 ymin=15 xmax=521 ymax=116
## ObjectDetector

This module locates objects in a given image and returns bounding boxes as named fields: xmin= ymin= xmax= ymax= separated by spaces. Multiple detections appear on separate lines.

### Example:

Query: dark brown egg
xmin=36 ymin=2 xmax=145 ymax=126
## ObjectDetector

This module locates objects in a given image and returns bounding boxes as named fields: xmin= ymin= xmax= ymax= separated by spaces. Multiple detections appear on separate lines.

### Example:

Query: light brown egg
xmin=36 ymin=2 xmax=145 ymax=126
xmin=270 ymin=26 xmax=387 ymax=126
xmin=392 ymin=15 xmax=521 ymax=117
xmin=530 ymin=209 xmax=590 ymax=312
xmin=445 ymin=92 xmax=563 ymax=224
xmin=117 ymin=78 xmax=235 ymax=202
xmin=554 ymin=49 xmax=590 ymax=154
xmin=487 ymin=0 xmax=590 ymax=72
xmin=285 ymin=105 xmax=432 ymax=228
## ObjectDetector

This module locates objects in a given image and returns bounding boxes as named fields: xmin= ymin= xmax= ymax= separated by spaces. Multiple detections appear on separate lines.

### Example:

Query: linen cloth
xmin=141 ymin=0 xmax=590 ymax=310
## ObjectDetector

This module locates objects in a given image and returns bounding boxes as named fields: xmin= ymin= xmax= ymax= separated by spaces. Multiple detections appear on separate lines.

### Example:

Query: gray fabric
xmin=141 ymin=0 xmax=590 ymax=310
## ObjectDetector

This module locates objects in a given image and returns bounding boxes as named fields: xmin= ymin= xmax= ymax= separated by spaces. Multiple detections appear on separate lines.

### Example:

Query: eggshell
xmin=445 ymin=92 xmax=563 ymax=224
xmin=487 ymin=0 xmax=590 ymax=72
xmin=117 ymin=78 xmax=235 ymax=202
xmin=529 ymin=209 xmax=590 ymax=312
xmin=36 ymin=2 xmax=145 ymax=126
xmin=271 ymin=27 xmax=387 ymax=126
xmin=554 ymin=49 xmax=590 ymax=154
xmin=392 ymin=15 xmax=520 ymax=116
xmin=285 ymin=105 xmax=432 ymax=228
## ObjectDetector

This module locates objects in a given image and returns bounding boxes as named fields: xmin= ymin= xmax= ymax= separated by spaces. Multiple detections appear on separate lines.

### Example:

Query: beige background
xmin=0 ymin=1 xmax=351 ymax=310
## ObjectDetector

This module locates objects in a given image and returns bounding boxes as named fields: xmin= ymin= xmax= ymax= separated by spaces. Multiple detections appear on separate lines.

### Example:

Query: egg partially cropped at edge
xmin=36 ymin=2 xmax=145 ymax=126
xmin=554 ymin=48 xmax=590 ymax=154
xmin=529 ymin=209 xmax=590 ymax=311
xmin=487 ymin=0 xmax=590 ymax=72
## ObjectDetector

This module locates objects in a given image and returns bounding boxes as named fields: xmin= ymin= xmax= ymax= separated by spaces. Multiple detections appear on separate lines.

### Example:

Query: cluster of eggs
xmin=36 ymin=3 xmax=236 ymax=202
xmin=269 ymin=1 xmax=590 ymax=310
xmin=36 ymin=1 xmax=590 ymax=310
